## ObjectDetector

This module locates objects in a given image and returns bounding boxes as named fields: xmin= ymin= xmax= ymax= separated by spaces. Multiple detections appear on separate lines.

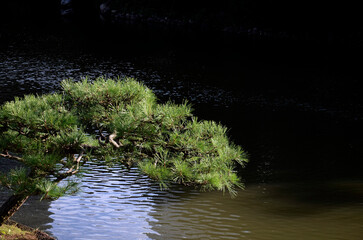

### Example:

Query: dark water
xmin=1 ymin=29 xmax=363 ymax=239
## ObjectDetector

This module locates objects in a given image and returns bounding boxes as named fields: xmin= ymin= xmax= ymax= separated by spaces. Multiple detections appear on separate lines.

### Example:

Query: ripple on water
xmin=0 ymin=49 xmax=237 ymax=108
xmin=2 ymin=48 xmax=363 ymax=240
xmin=48 ymin=162 xmax=160 ymax=240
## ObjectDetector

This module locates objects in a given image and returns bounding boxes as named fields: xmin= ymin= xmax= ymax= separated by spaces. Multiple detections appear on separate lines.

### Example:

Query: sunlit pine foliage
xmin=0 ymin=77 xmax=248 ymax=200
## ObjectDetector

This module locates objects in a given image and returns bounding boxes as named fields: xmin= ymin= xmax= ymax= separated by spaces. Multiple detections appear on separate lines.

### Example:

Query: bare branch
xmin=66 ymin=166 xmax=75 ymax=174
xmin=74 ymin=152 xmax=83 ymax=164
xmin=99 ymin=130 xmax=107 ymax=139
xmin=67 ymin=152 xmax=83 ymax=173
xmin=0 ymin=151 xmax=24 ymax=162
xmin=109 ymin=132 xmax=122 ymax=148
xmin=55 ymin=152 xmax=84 ymax=182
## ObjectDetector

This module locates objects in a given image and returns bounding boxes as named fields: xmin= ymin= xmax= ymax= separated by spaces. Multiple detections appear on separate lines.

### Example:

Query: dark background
xmin=1 ymin=0 xmax=363 ymax=182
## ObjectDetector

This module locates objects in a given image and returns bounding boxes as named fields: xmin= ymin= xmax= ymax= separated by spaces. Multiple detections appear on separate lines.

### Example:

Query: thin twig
xmin=56 ymin=152 xmax=84 ymax=181
xmin=0 ymin=151 xmax=24 ymax=162
xmin=109 ymin=132 xmax=122 ymax=148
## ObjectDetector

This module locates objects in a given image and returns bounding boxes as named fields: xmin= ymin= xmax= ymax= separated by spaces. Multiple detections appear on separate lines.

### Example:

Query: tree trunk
xmin=0 ymin=194 xmax=29 ymax=226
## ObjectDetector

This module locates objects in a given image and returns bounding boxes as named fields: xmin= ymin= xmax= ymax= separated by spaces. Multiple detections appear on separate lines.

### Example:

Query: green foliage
xmin=0 ymin=76 xmax=248 ymax=199
xmin=0 ymin=94 xmax=77 ymax=134
xmin=0 ymin=168 xmax=34 ymax=195
xmin=61 ymin=77 xmax=156 ymax=128
xmin=24 ymin=154 xmax=60 ymax=173
xmin=36 ymin=179 xmax=79 ymax=200
xmin=0 ymin=223 xmax=32 ymax=237
xmin=47 ymin=127 xmax=89 ymax=153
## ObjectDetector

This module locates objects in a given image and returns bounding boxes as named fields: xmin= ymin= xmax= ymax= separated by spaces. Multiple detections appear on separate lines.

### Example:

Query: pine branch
xmin=0 ymin=151 xmax=24 ymax=163
xmin=109 ymin=132 xmax=122 ymax=148
xmin=55 ymin=152 xmax=85 ymax=182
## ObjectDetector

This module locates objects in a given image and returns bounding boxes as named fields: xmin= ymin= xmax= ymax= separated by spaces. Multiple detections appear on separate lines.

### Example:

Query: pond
xmin=11 ymin=161 xmax=363 ymax=240
xmin=1 ymin=28 xmax=363 ymax=239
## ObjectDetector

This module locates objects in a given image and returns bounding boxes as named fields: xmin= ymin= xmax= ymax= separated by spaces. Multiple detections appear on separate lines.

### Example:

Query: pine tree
xmin=0 ymin=77 xmax=247 ymax=225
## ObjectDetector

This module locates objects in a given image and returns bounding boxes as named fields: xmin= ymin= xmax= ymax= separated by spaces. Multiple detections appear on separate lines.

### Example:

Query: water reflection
xmin=148 ymin=182 xmax=363 ymax=240
xmin=1 ymin=35 xmax=363 ymax=240
xmin=45 ymin=162 xmax=159 ymax=239
xmin=10 ymin=160 xmax=362 ymax=240
xmin=0 ymin=49 xmax=236 ymax=108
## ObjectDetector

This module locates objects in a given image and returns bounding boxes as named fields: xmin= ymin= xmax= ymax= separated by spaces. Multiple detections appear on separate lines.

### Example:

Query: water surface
xmin=1 ymin=33 xmax=363 ymax=239
xmin=11 ymin=161 xmax=363 ymax=240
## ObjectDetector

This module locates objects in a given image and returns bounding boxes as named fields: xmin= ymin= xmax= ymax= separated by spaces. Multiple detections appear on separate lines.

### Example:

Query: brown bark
xmin=0 ymin=152 xmax=24 ymax=162
xmin=0 ymin=194 xmax=29 ymax=226
xmin=109 ymin=132 xmax=122 ymax=148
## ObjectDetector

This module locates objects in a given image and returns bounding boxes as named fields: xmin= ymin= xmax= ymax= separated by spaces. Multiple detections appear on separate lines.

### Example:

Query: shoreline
xmin=4 ymin=220 xmax=55 ymax=240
